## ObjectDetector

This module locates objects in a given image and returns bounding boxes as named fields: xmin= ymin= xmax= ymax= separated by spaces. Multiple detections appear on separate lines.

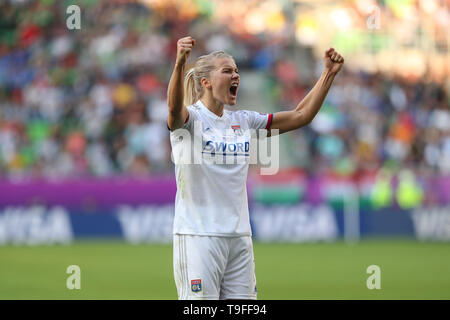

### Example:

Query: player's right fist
xmin=176 ymin=36 xmax=195 ymax=66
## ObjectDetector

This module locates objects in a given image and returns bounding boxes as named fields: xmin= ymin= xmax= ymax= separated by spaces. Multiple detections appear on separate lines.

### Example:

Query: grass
xmin=0 ymin=239 xmax=449 ymax=299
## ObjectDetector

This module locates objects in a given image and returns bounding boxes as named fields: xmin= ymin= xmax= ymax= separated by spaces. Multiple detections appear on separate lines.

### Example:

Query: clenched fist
xmin=176 ymin=36 xmax=196 ymax=66
xmin=324 ymin=48 xmax=344 ymax=74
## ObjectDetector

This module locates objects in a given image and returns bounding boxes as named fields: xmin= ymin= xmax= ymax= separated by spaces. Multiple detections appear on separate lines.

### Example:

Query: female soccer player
xmin=167 ymin=36 xmax=343 ymax=300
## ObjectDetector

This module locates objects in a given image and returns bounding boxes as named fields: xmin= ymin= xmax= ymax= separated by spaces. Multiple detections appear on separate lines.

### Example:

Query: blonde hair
xmin=184 ymin=51 xmax=233 ymax=106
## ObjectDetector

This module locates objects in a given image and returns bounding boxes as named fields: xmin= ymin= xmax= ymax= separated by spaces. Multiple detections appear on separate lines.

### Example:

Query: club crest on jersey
xmin=191 ymin=279 xmax=202 ymax=293
xmin=231 ymin=125 xmax=243 ymax=136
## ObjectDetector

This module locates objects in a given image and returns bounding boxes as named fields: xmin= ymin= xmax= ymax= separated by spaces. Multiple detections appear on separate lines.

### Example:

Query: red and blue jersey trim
xmin=265 ymin=113 xmax=273 ymax=130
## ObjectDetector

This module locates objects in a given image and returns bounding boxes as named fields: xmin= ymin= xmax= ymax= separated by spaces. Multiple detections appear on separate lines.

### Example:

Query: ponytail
xmin=184 ymin=67 xmax=198 ymax=107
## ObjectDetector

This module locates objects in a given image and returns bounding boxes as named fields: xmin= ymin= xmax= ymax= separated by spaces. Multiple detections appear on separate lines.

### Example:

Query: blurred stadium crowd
xmin=0 ymin=0 xmax=448 ymax=188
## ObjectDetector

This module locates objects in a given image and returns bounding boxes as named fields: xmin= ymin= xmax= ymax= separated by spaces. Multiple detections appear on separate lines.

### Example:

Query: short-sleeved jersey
xmin=169 ymin=100 xmax=273 ymax=236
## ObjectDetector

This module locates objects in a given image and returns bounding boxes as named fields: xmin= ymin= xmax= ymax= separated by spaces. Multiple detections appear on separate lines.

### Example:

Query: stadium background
xmin=0 ymin=0 xmax=449 ymax=299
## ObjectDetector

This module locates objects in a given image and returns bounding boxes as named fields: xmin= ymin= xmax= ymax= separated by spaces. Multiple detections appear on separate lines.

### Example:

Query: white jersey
xmin=169 ymin=100 xmax=273 ymax=236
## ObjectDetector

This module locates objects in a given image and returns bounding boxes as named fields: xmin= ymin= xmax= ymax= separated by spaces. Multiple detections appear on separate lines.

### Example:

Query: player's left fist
xmin=324 ymin=48 xmax=344 ymax=74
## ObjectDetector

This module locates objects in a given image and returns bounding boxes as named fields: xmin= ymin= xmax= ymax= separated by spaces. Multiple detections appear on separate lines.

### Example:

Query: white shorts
xmin=173 ymin=234 xmax=257 ymax=300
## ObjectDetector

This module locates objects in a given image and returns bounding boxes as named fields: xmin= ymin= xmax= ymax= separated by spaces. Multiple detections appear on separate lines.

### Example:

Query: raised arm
xmin=167 ymin=36 xmax=195 ymax=131
xmin=270 ymin=48 xmax=344 ymax=135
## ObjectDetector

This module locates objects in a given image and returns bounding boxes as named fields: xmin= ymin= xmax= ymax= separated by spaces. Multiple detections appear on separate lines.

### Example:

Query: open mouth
xmin=229 ymin=84 xmax=238 ymax=97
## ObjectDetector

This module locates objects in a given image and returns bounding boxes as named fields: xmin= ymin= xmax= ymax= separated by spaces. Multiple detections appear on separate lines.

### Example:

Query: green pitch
xmin=1 ymin=239 xmax=449 ymax=299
